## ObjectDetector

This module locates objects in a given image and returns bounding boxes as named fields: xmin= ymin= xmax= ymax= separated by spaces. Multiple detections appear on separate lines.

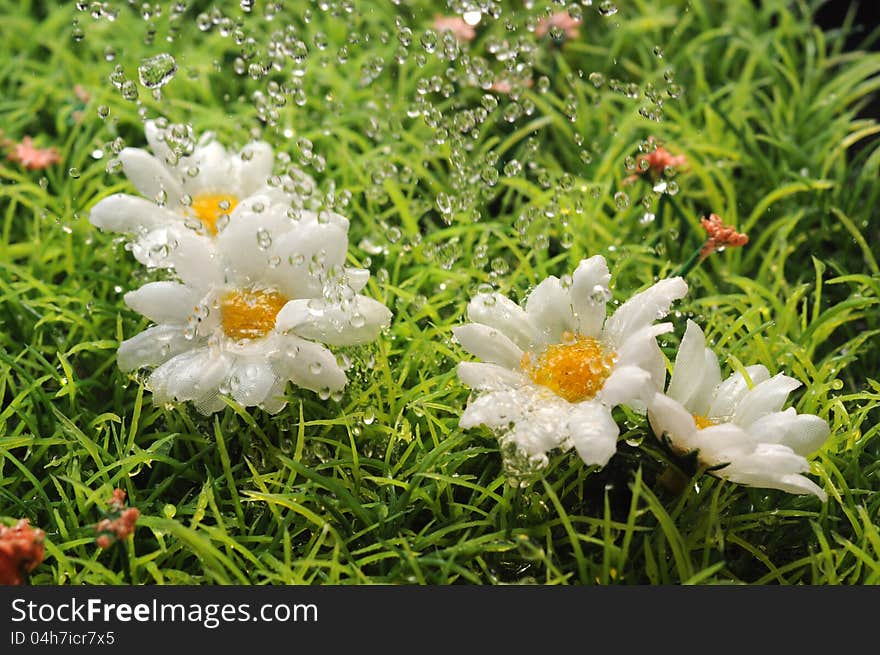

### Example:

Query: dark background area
xmin=813 ymin=1 xmax=880 ymax=120
xmin=813 ymin=0 xmax=879 ymax=50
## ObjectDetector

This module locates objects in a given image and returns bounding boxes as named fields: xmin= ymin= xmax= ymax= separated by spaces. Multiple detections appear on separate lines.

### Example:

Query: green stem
xmin=672 ymin=244 xmax=707 ymax=278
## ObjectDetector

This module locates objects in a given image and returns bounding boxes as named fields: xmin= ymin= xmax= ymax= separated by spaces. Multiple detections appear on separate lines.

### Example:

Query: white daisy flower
xmin=89 ymin=120 xmax=316 ymax=268
xmin=648 ymin=319 xmax=830 ymax=500
xmin=453 ymin=255 xmax=688 ymax=470
xmin=116 ymin=199 xmax=391 ymax=415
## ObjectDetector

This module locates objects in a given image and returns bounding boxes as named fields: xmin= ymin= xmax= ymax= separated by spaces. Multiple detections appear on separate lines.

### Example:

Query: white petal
xmin=267 ymin=222 xmax=350 ymax=298
xmin=119 ymin=147 xmax=184 ymax=205
xmin=615 ymin=323 xmax=673 ymax=370
xmin=124 ymin=282 xmax=198 ymax=325
xmin=147 ymin=349 xmax=231 ymax=409
xmin=598 ymin=364 xmax=654 ymax=408
xmin=452 ymin=323 xmax=524 ymax=370
xmin=457 ymin=362 xmax=527 ymax=391
xmin=570 ymin=255 xmax=611 ymax=338
xmin=713 ymin=443 xmax=826 ymax=500
xmin=748 ymin=409 xmax=830 ymax=457
xmin=182 ymin=141 xmax=233 ymax=195
xmin=647 ymin=392 xmax=699 ymax=453
xmin=567 ymin=401 xmax=619 ymax=467
xmin=214 ymin=198 xmax=295 ymax=283
xmin=194 ymin=395 xmax=227 ymax=416
xmin=708 ymin=365 xmax=771 ymax=419
xmin=613 ymin=322 xmax=674 ymax=402
xmin=128 ymin=225 xmax=187 ymax=269
xmin=667 ymin=320 xmax=709 ymax=405
xmin=271 ymin=336 xmax=347 ymax=393
xmin=693 ymin=423 xmax=756 ymax=461
xmin=346 ymin=267 xmax=371 ymax=293
xmin=460 ymin=389 xmax=525 ymax=431
xmin=467 ymin=293 xmax=539 ymax=351
xmin=144 ymin=120 xmax=175 ymax=167
xmin=686 ymin=349 xmax=722 ymax=417
xmin=275 ymin=295 xmax=391 ymax=346
xmin=235 ymin=141 xmax=275 ymax=196
xmin=228 ymin=357 xmax=277 ymax=407
xmin=293 ymin=209 xmax=349 ymax=231
xmin=89 ymin=193 xmax=179 ymax=234
xmin=165 ymin=230 xmax=223 ymax=290
xmin=524 ymin=276 xmax=575 ymax=345
xmin=260 ymin=379 xmax=289 ymax=414
xmin=784 ymin=413 xmax=831 ymax=456
xmin=505 ymin=411 xmax=568 ymax=456
xmin=117 ymin=325 xmax=192 ymax=372
xmin=732 ymin=373 xmax=802 ymax=427
xmin=603 ymin=277 xmax=688 ymax=346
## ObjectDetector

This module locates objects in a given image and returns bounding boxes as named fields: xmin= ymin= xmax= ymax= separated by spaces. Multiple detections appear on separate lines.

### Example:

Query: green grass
xmin=1 ymin=0 xmax=878 ymax=584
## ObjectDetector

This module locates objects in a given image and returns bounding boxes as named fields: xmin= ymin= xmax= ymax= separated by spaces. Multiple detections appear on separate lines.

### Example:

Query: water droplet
xmin=138 ymin=53 xmax=178 ymax=89
xmin=121 ymin=80 xmax=139 ymax=101
xmin=597 ymin=1 xmax=619 ymax=17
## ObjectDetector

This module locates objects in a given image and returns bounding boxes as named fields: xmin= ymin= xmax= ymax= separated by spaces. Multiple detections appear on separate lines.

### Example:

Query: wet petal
xmin=165 ymin=230 xmax=223 ymax=291
xmin=89 ymin=193 xmax=179 ymax=234
xmin=452 ymin=323 xmax=524 ymax=370
xmin=119 ymin=147 xmax=184 ymax=206
xmin=748 ymin=409 xmax=830 ymax=457
xmin=732 ymin=373 xmax=802 ymax=427
xmin=667 ymin=320 xmax=710 ymax=405
xmin=268 ymin=222 xmax=350 ymax=298
xmin=647 ymin=392 xmax=699 ymax=452
xmin=457 ymin=361 xmax=527 ymax=391
xmin=467 ymin=293 xmax=539 ymax=351
xmin=271 ymin=336 xmax=347 ymax=393
xmin=708 ymin=365 xmax=770 ymax=419
xmin=567 ymin=401 xmax=619 ymax=467
xmin=570 ymin=255 xmax=611 ymax=338
xmin=598 ymin=364 xmax=654 ymax=408
xmin=275 ymin=295 xmax=391 ymax=346
xmin=117 ymin=325 xmax=192 ymax=372
xmin=524 ymin=276 xmax=575 ymax=346
xmin=235 ymin=141 xmax=275 ymax=197
xmin=147 ymin=349 xmax=231 ymax=408
xmin=124 ymin=281 xmax=198 ymax=325
xmin=228 ymin=357 xmax=277 ymax=407
xmin=603 ymin=277 xmax=687 ymax=346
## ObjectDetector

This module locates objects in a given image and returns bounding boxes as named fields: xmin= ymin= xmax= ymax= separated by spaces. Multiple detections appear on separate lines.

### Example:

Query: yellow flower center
xmin=190 ymin=193 xmax=239 ymax=235
xmin=521 ymin=332 xmax=616 ymax=403
xmin=693 ymin=414 xmax=716 ymax=430
xmin=220 ymin=289 xmax=288 ymax=340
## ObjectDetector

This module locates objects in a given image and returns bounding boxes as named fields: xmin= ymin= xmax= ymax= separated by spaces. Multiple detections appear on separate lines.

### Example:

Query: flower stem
xmin=672 ymin=243 xmax=707 ymax=278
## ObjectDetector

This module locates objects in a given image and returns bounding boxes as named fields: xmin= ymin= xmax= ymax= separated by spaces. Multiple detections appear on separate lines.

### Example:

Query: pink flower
xmin=96 ymin=488 xmax=140 ymax=548
xmin=623 ymin=138 xmax=688 ymax=186
xmin=637 ymin=142 xmax=687 ymax=177
xmin=699 ymin=213 xmax=749 ymax=259
xmin=433 ymin=15 xmax=476 ymax=43
xmin=0 ymin=519 xmax=45 ymax=585
xmin=7 ymin=137 xmax=61 ymax=170
xmin=535 ymin=11 xmax=581 ymax=40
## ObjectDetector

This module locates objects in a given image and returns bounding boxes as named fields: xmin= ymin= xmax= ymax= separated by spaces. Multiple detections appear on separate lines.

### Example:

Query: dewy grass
xmin=0 ymin=0 xmax=878 ymax=585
